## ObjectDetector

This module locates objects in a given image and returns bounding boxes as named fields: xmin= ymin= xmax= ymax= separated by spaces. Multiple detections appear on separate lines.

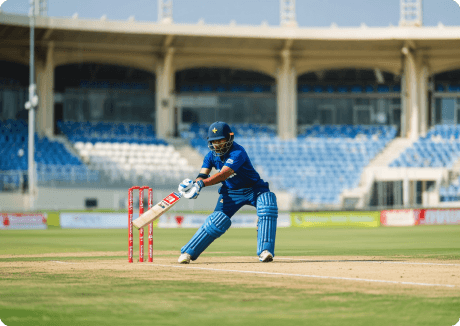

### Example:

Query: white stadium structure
xmin=2 ymin=1 xmax=460 ymax=211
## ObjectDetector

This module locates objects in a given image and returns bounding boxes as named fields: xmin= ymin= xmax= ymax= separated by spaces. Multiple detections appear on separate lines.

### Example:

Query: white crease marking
xmin=147 ymin=263 xmax=456 ymax=288
xmin=276 ymin=257 xmax=460 ymax=266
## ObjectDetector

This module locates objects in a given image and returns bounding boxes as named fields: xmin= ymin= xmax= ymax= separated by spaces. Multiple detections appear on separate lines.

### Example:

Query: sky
xmin=0 ymin=0 xmax=459 ymax=27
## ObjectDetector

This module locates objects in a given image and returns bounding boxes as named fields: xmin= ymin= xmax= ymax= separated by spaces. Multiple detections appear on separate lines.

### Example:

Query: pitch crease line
xmin=148 ymin=264 xmax=455 ymax=288
xmin=276 ymin=257 xmax=460 ymax=266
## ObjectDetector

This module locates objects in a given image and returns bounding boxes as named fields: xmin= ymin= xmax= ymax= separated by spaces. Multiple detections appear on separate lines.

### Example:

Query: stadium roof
xmin=2 ymin=12 xmax=460 ymax=75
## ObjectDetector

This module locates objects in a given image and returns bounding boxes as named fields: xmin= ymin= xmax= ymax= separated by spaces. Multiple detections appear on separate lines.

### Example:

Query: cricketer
xmin=177 ymin=121 xmax=278 ymax=263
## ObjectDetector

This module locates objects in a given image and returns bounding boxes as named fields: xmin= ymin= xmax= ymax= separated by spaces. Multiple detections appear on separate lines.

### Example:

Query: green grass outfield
xmin=1 ymin=226 xmax=459 ymax=326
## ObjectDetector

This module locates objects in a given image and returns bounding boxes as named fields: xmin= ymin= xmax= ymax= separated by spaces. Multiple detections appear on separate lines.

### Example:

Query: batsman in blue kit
xmin=177 ymin=121 xmax=278 ymax=264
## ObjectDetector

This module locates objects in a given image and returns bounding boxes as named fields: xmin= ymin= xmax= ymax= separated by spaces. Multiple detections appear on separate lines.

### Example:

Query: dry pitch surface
xmin=2 ymin=251 xmax=458 ymax=297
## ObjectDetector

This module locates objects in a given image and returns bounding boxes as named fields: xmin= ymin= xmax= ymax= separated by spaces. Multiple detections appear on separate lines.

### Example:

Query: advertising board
xmin=380 ymin=209 xmax=420 ymax=226
xmin=60 ymin=213 xmax=127 ymax=229
xmin=158 ymin=213 xmax=291 ymax=228
xmin=420 ymin=209 xmax=460 ymax=225
xmin=0 ymin=213 xmax=47 ymax=230
xmin=291 ymin=211 xmax=380 ymax=228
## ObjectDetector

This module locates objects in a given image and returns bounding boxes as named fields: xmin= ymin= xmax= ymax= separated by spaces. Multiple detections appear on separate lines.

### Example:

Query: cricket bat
xmin=133 ymin=191 xmax=182 ymax=229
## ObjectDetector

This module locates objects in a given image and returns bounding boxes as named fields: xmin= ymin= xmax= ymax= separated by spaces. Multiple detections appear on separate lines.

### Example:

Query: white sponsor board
xmin=0 ymin=213 xmax=47 ymax=230
xmin=158 ymin=213 xmax=291 ymax=228
xmin=380 ymin=210 xmax=417 ymax=226
xmin=60 ymin=213 xmax=127 ymax=229
xmin=422 ymin=209 xmax=460 ymax=225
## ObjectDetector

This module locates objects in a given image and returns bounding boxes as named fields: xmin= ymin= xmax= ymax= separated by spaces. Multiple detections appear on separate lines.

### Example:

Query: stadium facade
xmin=2 ymin=12 xmax=460 ymax=211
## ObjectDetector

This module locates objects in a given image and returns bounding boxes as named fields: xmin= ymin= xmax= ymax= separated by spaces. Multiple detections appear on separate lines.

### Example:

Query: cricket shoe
xmin=258 ymin=250 xmax=273 ymax=262
xmin=178 ymin=253 xmax=191 ymax=264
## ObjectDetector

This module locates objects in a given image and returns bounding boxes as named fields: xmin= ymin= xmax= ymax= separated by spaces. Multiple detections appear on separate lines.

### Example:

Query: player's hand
xmin=178 ymin=178 xmax=193 ymax=194
xmin=183 ymin=180 xmax=204 ymax=200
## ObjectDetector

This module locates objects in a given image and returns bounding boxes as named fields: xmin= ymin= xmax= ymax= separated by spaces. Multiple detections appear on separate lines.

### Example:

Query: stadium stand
xmin=57 ymin=121 xmax=165 ymax=145
xmin=57 ymin=121 xmax=195 ymax=186
xmin=391 ymin=124 xmax=460 ymax=202
xmin=184 ymin=123 xmax=396 ymax=205
xmin=297 ymin=84 xmax=400 ymax=94
xmin=390 ymin=125 xmax=460 ymax=169
xmin=185 ymin=123 xmax=277 ymax=156
xmin=179 ymin=84 xmax=272 ymax=93
xmin=0 ymin=119 xmax=97 ymax=191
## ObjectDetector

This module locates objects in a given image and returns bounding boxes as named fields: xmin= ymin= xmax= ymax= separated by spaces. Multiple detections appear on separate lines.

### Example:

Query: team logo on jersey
xmin=226 ymin=159 xmax=234 ymax=164
xmin=220 ymin=199 xmax=224 ymax=203
xmin=217 ymin=168 xmax=236 ymax=179
xmin=212 ymin=128 xmax=217 ymax=133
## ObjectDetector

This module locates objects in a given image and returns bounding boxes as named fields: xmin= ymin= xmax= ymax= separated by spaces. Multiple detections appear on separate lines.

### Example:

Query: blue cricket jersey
xmin=202 ymin=142 xmax=262 ymax=191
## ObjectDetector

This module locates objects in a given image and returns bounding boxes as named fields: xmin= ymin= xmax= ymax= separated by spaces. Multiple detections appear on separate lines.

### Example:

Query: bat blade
xmin=133 ymin=191 xmax=182 ymax=229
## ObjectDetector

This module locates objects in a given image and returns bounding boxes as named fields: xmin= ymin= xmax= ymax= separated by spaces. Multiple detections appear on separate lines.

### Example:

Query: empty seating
xmin=390 ymin=125 xmax=460 ymax=168
xmin=297 ymin=84 xmax=400 ymax=94
xmin=178 ymin=84 xmax=272 ymax=93
xmin=0 ymin=119 xmax=94 ymax=190
xmin=59 ymin=121 xmax=194 ymax=185
xmin=185 ymin=123 xmax=396 ymax=205
xmin=57 ymin=121 xmax=166 ymax=145
xmin=0 ymin=120 xmax=83 ymax=171
xmin=439 ymin=178 xmax=460 ymax=202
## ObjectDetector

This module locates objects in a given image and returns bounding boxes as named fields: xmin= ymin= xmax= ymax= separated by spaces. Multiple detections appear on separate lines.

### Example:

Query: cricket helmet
xmin=207 ymin=121 xmax=234 ymax=156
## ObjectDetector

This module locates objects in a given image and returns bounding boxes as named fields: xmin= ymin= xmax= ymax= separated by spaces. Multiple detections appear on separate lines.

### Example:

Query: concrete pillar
xmin=421 ymin=181 xmax=428 ymax=207
xmin=418 ymin=63 xmax=429 ymax=135
xmin=156 ymin=47 xmax=175 ymax=139
xmin=403 ymin=176 xmax=410 ymax=207
xmin=402 ymin=46 xmax=420 ymax=140
xmin=289 ymin=66 xmax=297 ymax=137
xmin=37 ymin=42 xmax=54 ymax=137
xmin=277 ymin=49 xmax=297 ymax=139
xmin=401 ymin=73 xmax=407 ymax=137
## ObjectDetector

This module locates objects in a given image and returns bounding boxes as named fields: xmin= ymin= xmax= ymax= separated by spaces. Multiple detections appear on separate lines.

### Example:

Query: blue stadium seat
xmin=448 ymin=85 xmax=460 ymax=92
xmin=216 ymin=85 xmax=227 ymax=92
xmin=202 ymin=85 xmax=213 ymax=92
xmin=299 ymin=85 xmax=311 ymax=93
xmin=313 ymin=86 xmax=324 ymax=93
xmin=365 ymin=85 xmax=374 ymax=93
xmin=377 ymin=85 xmax=390 ymax=93
xmin=326 ymin=86 xmax=335 ymax=93
xmin=351 ymin=85 xmax=363 ymax=93
xmin=185 ymin=123 xmax=395 ymax=205
xmin=337 ymin=86 xmax=348 ymax=93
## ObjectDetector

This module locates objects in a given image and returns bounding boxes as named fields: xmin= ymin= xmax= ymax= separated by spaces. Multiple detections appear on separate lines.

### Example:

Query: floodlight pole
xmin=26 ymin=0 xmax=39 ymax=210
xmin=399 ymin=0 xmax=422 ymax=27
xmin=158 ymin=0 xmax=173 ymax=23
xmin=280 ymin=0 xmax=297 ymax=27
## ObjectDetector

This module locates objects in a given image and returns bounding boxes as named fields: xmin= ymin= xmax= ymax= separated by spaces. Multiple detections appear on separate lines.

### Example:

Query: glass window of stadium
xmin=432 ymin=69 xmax=460 ymax=125
xmin=175 ymin=68 xmax=276 ymax=128
xmin=0 ymin=61 xmax=29 ymax=121
xmin=55 ymin=64 xmax=156 ymax=125
xmin=297 ymin=68 xmax=401 ymax=133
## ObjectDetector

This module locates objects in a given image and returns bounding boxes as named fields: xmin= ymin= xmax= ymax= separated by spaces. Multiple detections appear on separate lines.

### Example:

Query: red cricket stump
xmin=148 ymin=187 xmax=153 ymax=262
xmin=128 ymin=187 xmax=135 ymax=263
xmin=138 ymin=187 xmax=145 ymax=262
xmin=128 ymin=186 xmax=154 ymax=263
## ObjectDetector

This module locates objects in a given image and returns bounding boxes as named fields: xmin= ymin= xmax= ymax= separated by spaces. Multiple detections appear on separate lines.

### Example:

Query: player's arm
xmin=195 ymin=168 xmax=211 ymax=182
xmin=181 ymin=166 xmax=233 ymax=199
xmin=201 ymin=166 xmax=234 ymax=187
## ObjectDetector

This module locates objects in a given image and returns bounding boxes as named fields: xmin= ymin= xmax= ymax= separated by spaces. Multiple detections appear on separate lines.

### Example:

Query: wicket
xmin=128 ymin=186 xmax=153 ymax=263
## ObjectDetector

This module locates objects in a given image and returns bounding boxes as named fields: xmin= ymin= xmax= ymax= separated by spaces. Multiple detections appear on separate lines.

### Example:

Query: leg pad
xmin=181 ymin=211 xmax=231 ymax=260
xmin=256 ymin=192 xmax=278 ymax=256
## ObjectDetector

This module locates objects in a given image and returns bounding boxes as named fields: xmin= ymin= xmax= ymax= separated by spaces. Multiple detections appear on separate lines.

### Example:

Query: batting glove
xmin=178 ymin=178 xmax=193 ymax=194
xmin=183 ymin=180 xmax=204 ymax=200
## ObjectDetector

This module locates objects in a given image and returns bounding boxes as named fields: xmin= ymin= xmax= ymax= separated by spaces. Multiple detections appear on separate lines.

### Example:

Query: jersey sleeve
xmin=223 ymin=149 xmax=246 ymax=172
xmin=201 ymin=152 xmax=214 ymax=170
